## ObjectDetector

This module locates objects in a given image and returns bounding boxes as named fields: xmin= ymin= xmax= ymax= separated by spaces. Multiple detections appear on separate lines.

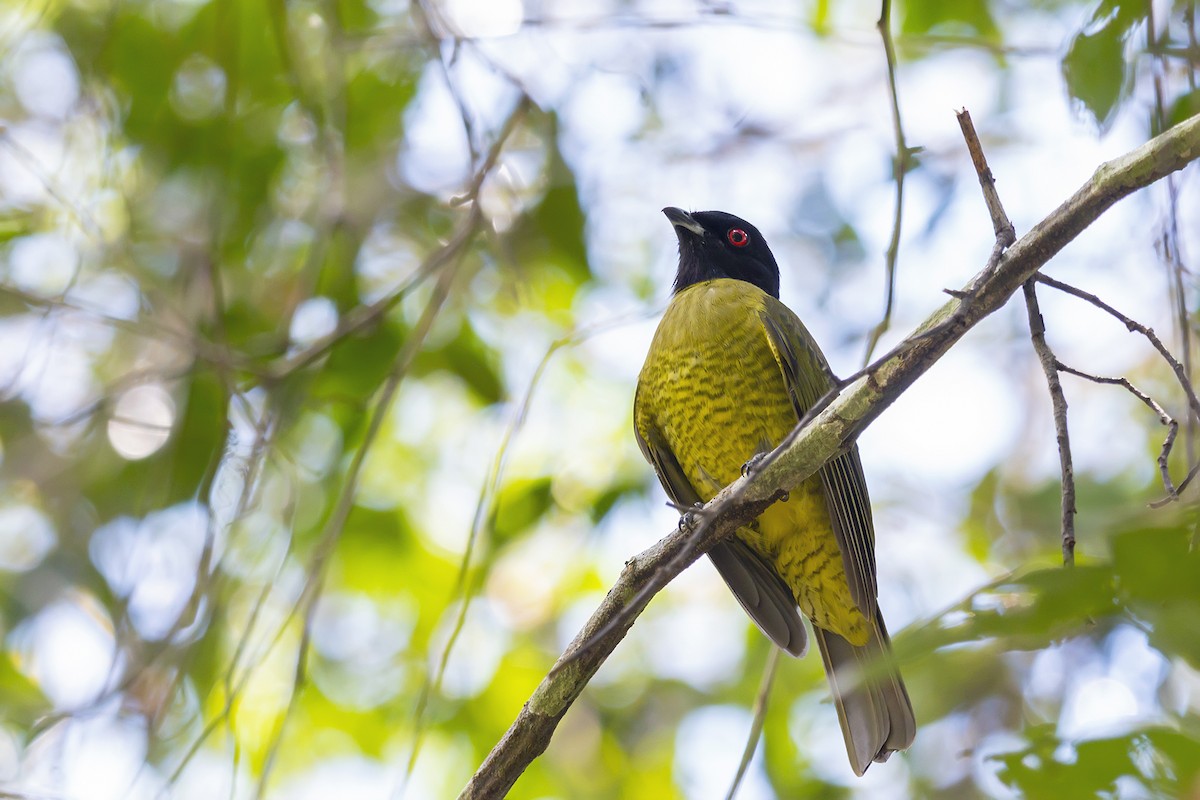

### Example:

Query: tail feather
xmin=812 ymin=609 xmax=915 ymax=776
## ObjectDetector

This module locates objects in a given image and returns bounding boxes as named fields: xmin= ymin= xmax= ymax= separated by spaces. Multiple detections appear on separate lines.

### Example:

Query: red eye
xmin=727 ymin=228 xmax=749 ymax=247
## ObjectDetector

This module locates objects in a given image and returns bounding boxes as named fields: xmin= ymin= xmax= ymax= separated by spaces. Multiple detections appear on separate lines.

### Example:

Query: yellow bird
xmin=634 ymin=207 xmax=915 ymax=775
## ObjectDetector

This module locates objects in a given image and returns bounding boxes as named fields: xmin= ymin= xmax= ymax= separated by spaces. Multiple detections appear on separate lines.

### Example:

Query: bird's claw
xmin=741 ymin=451 xmax=768 ymax=477
xmin=678 ymin=502 xmax=704 ymax=533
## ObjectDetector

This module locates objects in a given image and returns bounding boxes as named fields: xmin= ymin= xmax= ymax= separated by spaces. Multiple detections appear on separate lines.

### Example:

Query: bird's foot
xmin=741 ymin=451 xmax=769 ymax=477
xmin=678 ymin=502 xmax=704 ymax=533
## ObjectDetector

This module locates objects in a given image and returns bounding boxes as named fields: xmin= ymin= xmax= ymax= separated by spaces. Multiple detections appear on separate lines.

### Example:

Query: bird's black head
xmin=663 ymin=207 xmax=781 ymax=298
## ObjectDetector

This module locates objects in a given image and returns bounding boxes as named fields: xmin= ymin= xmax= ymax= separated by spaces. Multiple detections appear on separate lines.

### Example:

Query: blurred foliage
xmin=993 ymin=725 xmax=1200 ymax=799
xmin=903 ymin=525 xmax=1200 ymax=659
xmin=902 ymin=0 xmax=999 ymax=42
xmin=1061 ymin=0 xmax=1142 ymax=130
xmin=0 ymin=0 xmax=1196 ymax=798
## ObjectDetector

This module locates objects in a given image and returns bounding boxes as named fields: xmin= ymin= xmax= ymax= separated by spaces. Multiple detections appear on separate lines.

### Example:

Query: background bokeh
xmin=0 ymin=0 xmax=1198 ymax=798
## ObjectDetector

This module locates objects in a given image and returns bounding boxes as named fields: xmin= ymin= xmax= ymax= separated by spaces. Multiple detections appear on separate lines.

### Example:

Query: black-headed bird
xmin=633 ymin=207 xmax=915 ymax=775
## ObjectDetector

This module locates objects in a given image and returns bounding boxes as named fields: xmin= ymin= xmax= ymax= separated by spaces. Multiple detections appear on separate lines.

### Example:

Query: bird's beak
xmin=662 ymin=207 xmax=705 ymax=237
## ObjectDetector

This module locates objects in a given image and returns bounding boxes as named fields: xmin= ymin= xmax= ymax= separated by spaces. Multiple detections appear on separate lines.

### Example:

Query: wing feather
xmin=759 ymin=300 xmax=879 ymax=618
xmin=633 ymin=384 xmax=808 ymax=656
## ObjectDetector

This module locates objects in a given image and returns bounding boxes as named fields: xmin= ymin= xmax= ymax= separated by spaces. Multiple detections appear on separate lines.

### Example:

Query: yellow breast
xmin=635 ymin=279 xmax=868 ymax=643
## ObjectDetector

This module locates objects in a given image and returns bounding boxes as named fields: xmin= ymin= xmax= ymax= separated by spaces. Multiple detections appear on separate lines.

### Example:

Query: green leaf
xmin=503 ymin=113 xmax=592 ymax=300
xmin=415 ymin=321 xmax=503 ymax=404
xmin=83 ymin=370 xmax=227 ymax=520
xmin=1111 ymin=526 xmax=1200 ymax=667
xmin=1110 ymin=525 xmax=1198 ymax=602
xmin=1168 ymin=88 xmax=1200 ymax=128
xmin=332 ymin=504 xmax=416 ymax=594
xmin=316 ymin=223 xmax=367 ymax=311
xmin=902 ymin=563 xmax=1117 ymax=658
xmin=810 ymin=0 xmax=831 ymax=36
xmin=901 ymin=0 xmax=999 ymax=40
xmin=494 ymin=477 xmax=554 ymax=544
xmin=345 ymin=59 xmax=418 ymax=153
xmin=167 ymin=369 xmax=228 ymax=503
xmin=962 ymin=468 xmax=1002 ymax=561
xmin=993 ymin=726 xmax=1200 ymax=799
xmin=1062 ymin=0 xmax=1144 ymax=130
xmin=0 ymin=649 xmax=47 ymax=727
xmin=529 ymin=122 xmax=591 ymax=285
xmin=589 ymin=479 xmax=643 ymax=524
xmin=311 ymin=322 xmax=405 ymax=403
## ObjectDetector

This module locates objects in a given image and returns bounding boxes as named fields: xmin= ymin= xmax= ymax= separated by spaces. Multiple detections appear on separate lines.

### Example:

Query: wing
xmin=708 ymin=536 xmax=809 ymax=656
xmin=633 ymin=385 xmax=808 ymax=657
xmin=759 ymin=298 xmax=878 ymax=619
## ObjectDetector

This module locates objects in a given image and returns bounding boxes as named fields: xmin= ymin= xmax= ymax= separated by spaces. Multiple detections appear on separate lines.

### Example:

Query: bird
xmin=633 ymin=207 xmax=915 ymax=775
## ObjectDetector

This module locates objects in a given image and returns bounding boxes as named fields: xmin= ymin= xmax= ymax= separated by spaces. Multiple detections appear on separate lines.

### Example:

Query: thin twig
xmin=0 ymin=129 xmax=106 ymax=242
xmin=862 ymin=0 xmax=909 ymax=365
xmin=955 ymin=106 xmax=1188 ymax=557
xmin=953 ymin=107 xmax=1017 ymax=317
xmin=1148 ymin=5 xmax=1198 ymax=469
xmin=391 ymin=96 xmax=537 ymax=799
xmin=170 ymin=557 xmax=294 ymax=789
xmin=1023 ymin=281 xmax=1076 ymax=566
xmin=957 ymin=109 xmax=1072 ymax=563
xmin=260 ymin=95 xmax=531 ymax=382
xmin=956 ymin=109 xmax=1016 ymax=251
xmin=351 ymin=12 xmax=1064 ymax=58
xmin=415 ymin=0 xmax=480 ymax=166
xmin=164 ymin=96 xmax=510 ymax=787
xmin=1034 ymin=273 xmax=1200 ymax=423
xmin=0 ymin=284 xmax=171 ymax=345
xmin=1055 ymin=363 xmax=1180 ymax=499
xmin=253 ymin=613 xmax=313 ymax=800
xmin=1159 ymin=461 xmax=1200 ymax=508
xmin=1189 ymin=2 xmax=1199 ymax=91
xmin=396 ymin=307 xmax=653 ymax=798
xmin=255 ymin=244 xmax=465 ymax=799
xmin=260 ymin=94 xmax=531 ymax=798
xmin=724 ymin=646 xmax=780 ymax=800
xmin=959 ymin=107 xmax=1078 ymax=563
xmin=1165 ymin=180 xmax=1196 ymax=466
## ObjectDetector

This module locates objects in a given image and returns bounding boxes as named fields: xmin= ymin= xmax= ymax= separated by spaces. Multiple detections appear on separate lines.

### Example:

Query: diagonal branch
xmin=459 ymin=112 xmax=1200 ymax=799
